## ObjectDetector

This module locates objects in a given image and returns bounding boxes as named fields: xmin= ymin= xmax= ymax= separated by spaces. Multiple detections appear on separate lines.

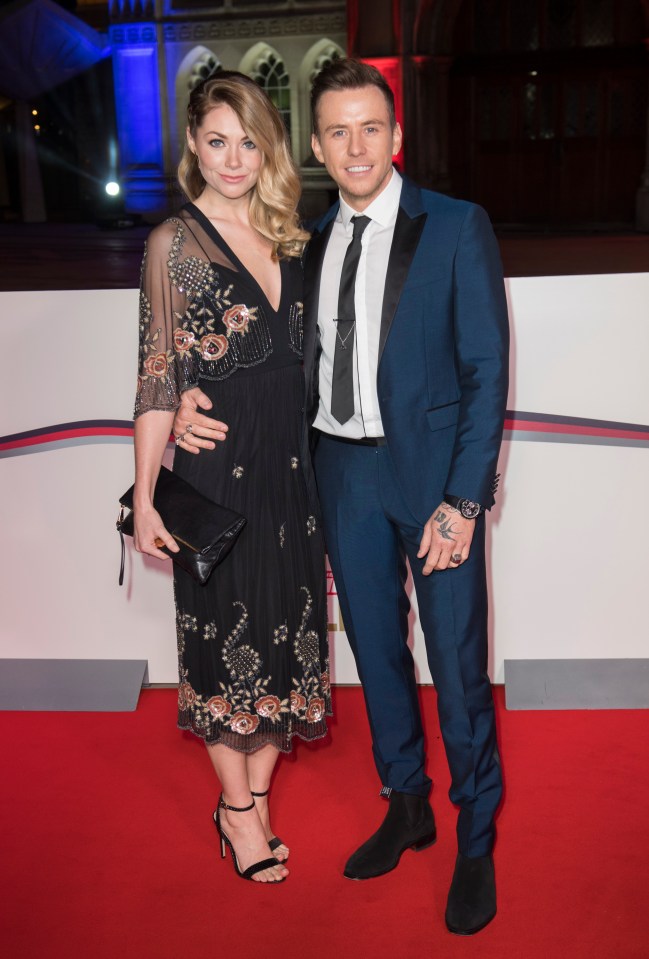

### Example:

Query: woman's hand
xmin=133 ymin=409 xmax=179 ymax=562
xmin=133 ymin=504 xmax=179 ymax=561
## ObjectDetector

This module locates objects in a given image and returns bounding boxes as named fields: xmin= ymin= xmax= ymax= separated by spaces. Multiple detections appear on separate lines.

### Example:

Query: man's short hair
xmin=311 ymin=58 xmax=397 ymax=134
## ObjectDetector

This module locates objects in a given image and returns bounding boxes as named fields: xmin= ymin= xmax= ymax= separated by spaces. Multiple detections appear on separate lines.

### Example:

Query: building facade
xmin=108 ymin=0 xmax=346 ymax=217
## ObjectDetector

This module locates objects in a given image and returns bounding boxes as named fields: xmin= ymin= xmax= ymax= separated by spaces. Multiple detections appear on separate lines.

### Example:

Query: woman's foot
xmin=252 ymin=790 xmax=290 ymax=862
xmin=220 ymin=800 xmax=289 ymax=883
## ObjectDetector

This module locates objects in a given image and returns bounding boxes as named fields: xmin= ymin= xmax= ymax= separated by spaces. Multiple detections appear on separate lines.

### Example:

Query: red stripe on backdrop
xmin=3 ymin=416 xmax=649 ymax=452
xmin=504 ymin=419 xmax=649 ymax=440
xmin=0 ymin=426 xmax=134 ymax=451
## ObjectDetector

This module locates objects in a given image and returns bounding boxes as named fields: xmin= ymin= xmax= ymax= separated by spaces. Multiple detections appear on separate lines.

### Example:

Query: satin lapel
xmin=303 ymin=218 xmax=335 ymax=377
xmin=378 ymin=207 xmax=427 ymax=364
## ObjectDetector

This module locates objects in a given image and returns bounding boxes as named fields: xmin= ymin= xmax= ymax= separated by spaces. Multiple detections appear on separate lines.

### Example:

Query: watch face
xmin=460 ymin=499 xmax=481 ymax=519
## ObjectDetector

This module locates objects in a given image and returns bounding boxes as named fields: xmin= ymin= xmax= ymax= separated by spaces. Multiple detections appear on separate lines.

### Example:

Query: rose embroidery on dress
xmin=230 ymin=713 xmax=260 ymax=735
xmin=200 ymin=333 xmax=228 ymax=361
xmin=305 ymin=698 xmax=326 ymax=723
xmin=143 ymin=352 xmax=169 ymax=378
xmin=206 ymin=696 xmax=231 ymax=719
xmin=222 ymin=304 xmax=257 ymax=335
xmin=173 ymin=328 xmax=195 ymax=352
xmin=255 ymin=696 xmax=283 ymax=719
xmin=290 ymin=691 xmax=306 ymax=714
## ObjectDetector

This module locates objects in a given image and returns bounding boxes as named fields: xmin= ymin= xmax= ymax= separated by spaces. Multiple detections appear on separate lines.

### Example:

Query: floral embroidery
xmin=206 ymin=696 xmax=231 ymax=718
xmin=290 ymin=588 xmax=328 ymax=724
xmin=137 ymin=286 xmax=174 ymax=394
xmin=143 ymin=352 xmax=169 ymax=378
xmin=222 ymin=304 xmax=257 ymax=335
xmin=230 ymin=713 xmax=260 ymax=735
xmin=178 ymin=682 xmax=196 ymax=708
xmin=203 ymin=622 xmax=218 ymax=641
xmin=167 ymin=224 xmax=217 ymax=298
xmin=307 ymin=516 xmax=317 ymax=536
xmin=173 ymin=328 xmax=195 ymax=353
xmin=178 ymin=612 xmax=198 ymax=634
xmin=279 ymin=522 xmax=285 ymax=549
xmin=255 ymin=695 xmax=283 ymax=720
xmin=306 ymin=698 xmax=326 ymax=723
xmin=200 ymin=333 xmax=228 ymax=361
xmin=273 ymin=622 xmax=288 ymax=645
xmin=232 ymin=465 xmax=244 ymax=479
xmin=290 ymin=691 xmax=306 ymax=713
xmin=290 ymin=457 xmax=299 ymax=470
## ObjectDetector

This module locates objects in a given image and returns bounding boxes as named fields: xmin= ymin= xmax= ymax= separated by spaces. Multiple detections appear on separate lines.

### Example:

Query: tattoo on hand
xmin=433 ymin=510 xmax=458 ymax=541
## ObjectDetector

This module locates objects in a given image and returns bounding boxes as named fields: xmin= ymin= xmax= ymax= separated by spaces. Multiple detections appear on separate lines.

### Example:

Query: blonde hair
xmin=178 ymin=71 xmax=309 ymax=259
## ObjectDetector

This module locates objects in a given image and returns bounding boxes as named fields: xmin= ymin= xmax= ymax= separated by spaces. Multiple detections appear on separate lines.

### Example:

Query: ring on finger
xmin=451 ymin=553 xmax=463 ymax=565
xmin=186 ymin=423 xmax=193 ymax=434
xmin=175 ymin=431 xmax=187 ymax=446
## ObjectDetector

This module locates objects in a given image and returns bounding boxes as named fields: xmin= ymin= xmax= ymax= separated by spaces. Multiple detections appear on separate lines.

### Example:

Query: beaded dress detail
xmin=135 ymin=205 xmax=331 ymax=752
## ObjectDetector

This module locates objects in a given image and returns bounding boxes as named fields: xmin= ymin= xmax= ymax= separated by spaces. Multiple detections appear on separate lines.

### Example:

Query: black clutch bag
xmin=117 ymin=465 xmax=246 ymax=586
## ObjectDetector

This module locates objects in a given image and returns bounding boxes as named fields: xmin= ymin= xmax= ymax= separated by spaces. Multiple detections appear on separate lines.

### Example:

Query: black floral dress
xmin=134 ymin=204 xmax=331 ymax=752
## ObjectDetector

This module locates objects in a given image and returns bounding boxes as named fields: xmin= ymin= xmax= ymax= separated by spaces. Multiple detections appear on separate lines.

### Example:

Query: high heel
xmin=251 ymin=788 xmax=288 ymax=860
xmin=213 ymin=795 xmax=286 ymax=883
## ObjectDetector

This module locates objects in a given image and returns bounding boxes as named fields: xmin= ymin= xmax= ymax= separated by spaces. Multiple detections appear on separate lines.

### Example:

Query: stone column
xmin=109 ymin=21 xmax=167 ymax=217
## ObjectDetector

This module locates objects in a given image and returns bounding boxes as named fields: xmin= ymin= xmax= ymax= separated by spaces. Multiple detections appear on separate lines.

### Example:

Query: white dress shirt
xmin=313 ymin=169 xmax=403 ymax=438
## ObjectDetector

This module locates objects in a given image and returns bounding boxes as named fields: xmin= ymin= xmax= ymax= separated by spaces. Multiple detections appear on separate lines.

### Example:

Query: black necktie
xmin=331 ymin=215 xmax=370 ymax=425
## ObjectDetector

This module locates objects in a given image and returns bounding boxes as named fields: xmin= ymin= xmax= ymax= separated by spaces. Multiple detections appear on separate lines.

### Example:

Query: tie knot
xmin=351 ymin=215 xmax=370 ymax=239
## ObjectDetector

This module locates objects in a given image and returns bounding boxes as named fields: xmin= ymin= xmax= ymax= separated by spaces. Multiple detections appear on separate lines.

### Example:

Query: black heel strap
xmin=250 ymin=789 xmax=269 ymax=798
xmin=219 ymin=796 xmax=255 ymax=813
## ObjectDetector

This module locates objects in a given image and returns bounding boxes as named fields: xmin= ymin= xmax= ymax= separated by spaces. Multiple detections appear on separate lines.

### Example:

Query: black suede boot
xmin=343 ymin=791 xmax=436 ymax=880
xmin=445 ymin=853 xmax=496 ymax=935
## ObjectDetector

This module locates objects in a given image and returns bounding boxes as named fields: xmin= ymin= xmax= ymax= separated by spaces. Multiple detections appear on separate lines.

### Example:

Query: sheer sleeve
xmin=133 ymin=219 xmax=199 ymax=418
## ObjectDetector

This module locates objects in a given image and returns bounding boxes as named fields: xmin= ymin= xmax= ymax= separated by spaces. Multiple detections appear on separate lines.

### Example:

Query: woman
xmin=133 ymin=72 xmax=331 ymax=884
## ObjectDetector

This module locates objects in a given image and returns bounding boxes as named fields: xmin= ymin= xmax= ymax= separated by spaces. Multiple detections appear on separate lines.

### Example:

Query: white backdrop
xmin=1 ymin=275 xmax=648 ymax=684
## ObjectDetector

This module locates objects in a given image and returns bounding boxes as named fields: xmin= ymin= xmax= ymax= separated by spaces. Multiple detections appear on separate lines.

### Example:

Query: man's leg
xmin=314 ymin=436 xmax=436 ymax=878
xmin=379 ymin=449 xmax=501 ymax=933
xmin=315 ymin=436 xmax=429 ymax=796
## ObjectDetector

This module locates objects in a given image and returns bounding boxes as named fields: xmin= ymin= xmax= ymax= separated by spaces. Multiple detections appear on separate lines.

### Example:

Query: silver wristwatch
xmin=443 ymin=496 xmax=483 ymax=519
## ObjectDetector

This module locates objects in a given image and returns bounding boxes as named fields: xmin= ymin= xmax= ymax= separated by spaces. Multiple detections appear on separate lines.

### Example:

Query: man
xmin=173 ymin=59 xmax=509 ymax=935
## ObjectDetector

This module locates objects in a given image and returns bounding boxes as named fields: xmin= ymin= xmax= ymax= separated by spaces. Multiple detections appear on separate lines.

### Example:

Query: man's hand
xmin=173 ymin=387 xmax=228 ymax=455
xmin=417 ymin=502 xmax=475 ymax=575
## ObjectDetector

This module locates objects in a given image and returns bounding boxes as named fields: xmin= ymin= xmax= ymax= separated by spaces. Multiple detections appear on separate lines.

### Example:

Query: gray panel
xmin=0 ymin=659 xmax=149 ymax=711
xmin=505 ymin=659 xmax=649 ymax=710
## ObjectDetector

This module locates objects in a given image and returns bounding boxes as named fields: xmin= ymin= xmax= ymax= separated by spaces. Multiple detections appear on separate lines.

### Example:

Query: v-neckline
xmin=186 ymin=202 xmax=284 ymax=315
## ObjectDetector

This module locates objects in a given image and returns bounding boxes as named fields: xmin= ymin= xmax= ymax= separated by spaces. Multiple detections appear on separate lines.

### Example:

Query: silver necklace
xmin=335 ymin=320 xmax=355 ymax=350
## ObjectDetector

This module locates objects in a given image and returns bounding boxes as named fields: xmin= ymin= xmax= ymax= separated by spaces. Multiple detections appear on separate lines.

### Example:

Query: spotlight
xmin=105 ymin=181 xmax=120 ymax=197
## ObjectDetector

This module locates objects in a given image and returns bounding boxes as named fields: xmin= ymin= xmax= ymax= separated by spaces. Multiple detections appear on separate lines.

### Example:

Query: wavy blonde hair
xmin=178 ymin=71 xmax=309 ymax=259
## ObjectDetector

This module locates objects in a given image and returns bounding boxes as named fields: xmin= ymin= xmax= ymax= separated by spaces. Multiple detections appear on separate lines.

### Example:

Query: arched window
xmin=188 ymin=52 xmax=222 ymax=93
xmin=298 ymin=40 xmax=345 ymax=164
xmin=249 ymin=50 xmax=291 ymax=137
xmin=308 ymin=43 xmax=342 ymax=84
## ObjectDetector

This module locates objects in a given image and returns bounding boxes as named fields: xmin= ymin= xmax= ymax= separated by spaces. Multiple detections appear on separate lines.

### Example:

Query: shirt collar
xmin=338 ymin=168 xmax=402 ymax=230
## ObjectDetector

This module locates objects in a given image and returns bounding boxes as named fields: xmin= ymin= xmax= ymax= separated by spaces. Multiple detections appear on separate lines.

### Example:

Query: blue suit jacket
xmin=303 ymin=176 xmax=509 ymax=522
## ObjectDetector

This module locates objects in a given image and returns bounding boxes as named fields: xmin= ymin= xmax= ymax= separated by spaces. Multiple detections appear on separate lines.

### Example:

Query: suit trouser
xmin=314 ymin=434 xmax=502 ymax=857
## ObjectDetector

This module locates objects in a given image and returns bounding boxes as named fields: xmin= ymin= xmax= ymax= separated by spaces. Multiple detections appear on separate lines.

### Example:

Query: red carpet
xmin=1 ymin=687 xmax=648 ymax=959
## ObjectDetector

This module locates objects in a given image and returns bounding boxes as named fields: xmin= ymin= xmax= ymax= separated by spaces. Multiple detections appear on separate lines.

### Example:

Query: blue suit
xmin=303 ymin=176 xmax=509 ymax=858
